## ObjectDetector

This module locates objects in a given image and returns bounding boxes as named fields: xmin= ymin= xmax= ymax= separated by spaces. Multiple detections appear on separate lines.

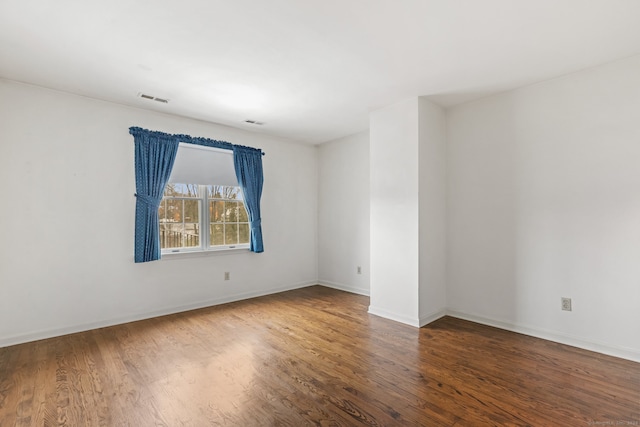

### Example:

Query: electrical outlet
xmin=224 ymin=272 xmax=230 ymax=281
xmin=561 ymin=297 xmax=572 ymax=311
xmin=357 ymin=266 xmax=362 ymax=274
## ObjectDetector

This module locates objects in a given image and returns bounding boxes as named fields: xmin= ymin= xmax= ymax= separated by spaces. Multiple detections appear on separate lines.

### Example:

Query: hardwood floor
xmin=0 ymin=286 xmax=638 ymax=426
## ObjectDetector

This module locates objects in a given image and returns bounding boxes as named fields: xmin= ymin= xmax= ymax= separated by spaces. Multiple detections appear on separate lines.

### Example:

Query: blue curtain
xmin=131 ymin=129 xmax=179 ymax=262
xmin=233 ymin=145 xmax=264 ymax=253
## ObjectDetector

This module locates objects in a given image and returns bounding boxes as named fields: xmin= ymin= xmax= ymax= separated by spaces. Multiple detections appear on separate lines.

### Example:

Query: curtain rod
xmin=129 ymin=127 xmax=265 ymax=156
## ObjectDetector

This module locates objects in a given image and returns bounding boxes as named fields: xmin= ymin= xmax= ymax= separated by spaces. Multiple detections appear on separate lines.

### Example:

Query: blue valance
xmin=129 ymin=127 xmax=264 ymax=156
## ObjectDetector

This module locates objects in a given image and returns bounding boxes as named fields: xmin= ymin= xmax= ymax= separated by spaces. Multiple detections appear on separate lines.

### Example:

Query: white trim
xmin=318 ymin=280 xmax=370 ymax=296
xmin=368 ymin=305 xmax=420 ymax=327
xmin=0 ymin=280 xmax=317 ymax=349
xmin=367 ymin=306 xmax=446 ymax=328
xmin=5 ymin=278 xmax=637 ymax=363
xmin=446 ymin=310 xmax=640 ymax=363
xmin=419 ymin=310 xmax=446 ymax=327
xmin=161 ymin=245 xmax=250 ymax=259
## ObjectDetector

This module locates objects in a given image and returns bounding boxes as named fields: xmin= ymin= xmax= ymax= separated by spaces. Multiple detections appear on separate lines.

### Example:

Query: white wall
xmin=418 ymin=97 xmax=447 ymax=322
xmin=446 ymin=55 xmax=640 ymax=361
xmin=317 ymin=131 xmax=370 ymax=295
xmin=5 ymin=54 xmax=640 ymax=362
xmin=369 ymin=98 xmax=420 ymax=325
xmin=0 ymin=79 xmax=318 ymax=347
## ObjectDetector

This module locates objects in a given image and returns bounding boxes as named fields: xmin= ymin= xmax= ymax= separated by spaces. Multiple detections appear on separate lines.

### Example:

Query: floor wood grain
xmin=1 ymin=285 xmax=638 ymax=426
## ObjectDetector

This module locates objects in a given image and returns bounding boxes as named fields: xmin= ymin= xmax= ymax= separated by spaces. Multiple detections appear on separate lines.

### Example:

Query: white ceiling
xmin=1 ymin=1 xmax=639 ymax=144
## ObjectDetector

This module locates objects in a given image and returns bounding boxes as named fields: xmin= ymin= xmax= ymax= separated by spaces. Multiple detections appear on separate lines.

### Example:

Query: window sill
xmin=161 ymin=246 xmax=250 ymax=260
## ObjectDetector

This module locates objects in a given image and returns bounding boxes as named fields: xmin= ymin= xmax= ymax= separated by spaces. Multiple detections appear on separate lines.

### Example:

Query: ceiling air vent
xmin=244 ymin=120 xmax=264 ymax=125
xmin=137 ymin=93 xmax=169 ymax=104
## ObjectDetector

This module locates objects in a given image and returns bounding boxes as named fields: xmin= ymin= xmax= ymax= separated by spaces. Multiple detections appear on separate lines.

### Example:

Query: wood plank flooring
xmin=0 ymin=285 xmax=638 ymax=426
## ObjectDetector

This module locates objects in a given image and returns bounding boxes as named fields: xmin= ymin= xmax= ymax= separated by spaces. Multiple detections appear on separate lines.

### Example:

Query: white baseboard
xmin=318 ymin=280 xmax=370 ymax=296
xmin=5 ymin=283 xmax=637 ymax=364
xmin=363 ymin=303 xmax=639 ymax=363
xmin=0 ymin=280 xmax=317 ymax=349
xmin=367 ymin=306 xmax=446 ymax=328
xmin=446 ymin=310 xmax=640 ymax=364
xmin=368 ymin=305 xmax=421 ymax=327
xmin=419 ymin=310 xmax=447 ymax=327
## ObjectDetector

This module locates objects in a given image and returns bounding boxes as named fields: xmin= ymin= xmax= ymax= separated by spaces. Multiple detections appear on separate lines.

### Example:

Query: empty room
xmin=1 ymin=1 xmax=639 ymax=425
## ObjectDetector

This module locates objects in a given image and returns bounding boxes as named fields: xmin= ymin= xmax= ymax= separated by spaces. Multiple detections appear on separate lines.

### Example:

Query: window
xmin=208 ymin=185 xmax=250 ymax=246
xmin=159 ymin=184 xmax=250 ymax=252
xmin=158 ymin=143 xmax=249 ymax=254
xmin=159 ymin=184 xmax=201 ymax=250
xmin=130 ymin=126 xmax=264 ymax=262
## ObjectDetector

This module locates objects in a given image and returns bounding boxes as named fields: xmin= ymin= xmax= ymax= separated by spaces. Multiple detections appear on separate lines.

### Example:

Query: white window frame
xmin=160 ymin=184 xmax=250 ymax=256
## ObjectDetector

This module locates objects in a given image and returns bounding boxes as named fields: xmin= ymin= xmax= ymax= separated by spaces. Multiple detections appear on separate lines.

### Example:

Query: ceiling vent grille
xmin=137 ymin=93 xmax=169 ymax=104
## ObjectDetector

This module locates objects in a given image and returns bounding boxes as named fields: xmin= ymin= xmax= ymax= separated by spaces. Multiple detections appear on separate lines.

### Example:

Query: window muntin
xmin=159 ymin=183 xmax=249 ymax=253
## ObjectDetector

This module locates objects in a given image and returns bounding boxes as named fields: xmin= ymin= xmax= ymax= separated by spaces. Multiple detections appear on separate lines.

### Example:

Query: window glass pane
xmin=165 ymin=183 xmax=199 ymax=198
xmin=184 ymin=223 xmax=200 ymax=247
xmin=222 ymin=202 xmax=231 ymax=222
xmin=159 ymin=223 xmax=168 ymax=248
xmin=238 ymin=223 xmax=250 ymax=244
xmin=166 ymin=199 xmax=182 ymax=222
xmin=227 ymin=201 xmax=239 ymax=222
xmin=225 ymin=186 xmax=242 ymax=200
xmin=161 ymin=223 xmax=184 ymax=249
xmin=184 ymin=200 xmax=199 ymax=223
xmin=164 ymin=183 xmax=177 ymax=197
xmin=158 ymin=200 xmax=166 ymax=221
xmin=208 ymin=185 xmax=224 ymax=199
xmin=225 ymin=224 xmax=239 ymax=245
xmin=211 ymin=200 xmax=225 ymax=222
xmin=210 ymin=224 xmax=224 ymax=246
xmin=238 ymin=202 xmax=248 ymax=222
